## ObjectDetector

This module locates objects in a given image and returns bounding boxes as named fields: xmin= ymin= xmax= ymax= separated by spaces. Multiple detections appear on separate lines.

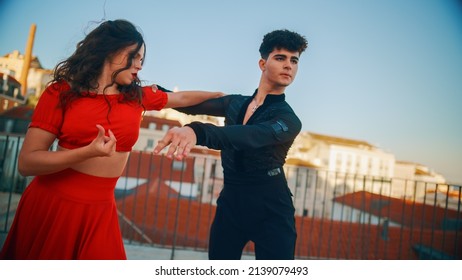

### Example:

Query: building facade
xmin=0 ymin=50 xmax=52 ymax=112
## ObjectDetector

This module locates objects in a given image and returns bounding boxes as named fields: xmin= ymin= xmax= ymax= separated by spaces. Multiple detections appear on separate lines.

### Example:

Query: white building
xmin=288 ymin=131 xmax=395 ymax=178
xmin=393 ymin=160 xmax=452 ymax=207
xmin=285 ymin=131 xmax=447 ymax=217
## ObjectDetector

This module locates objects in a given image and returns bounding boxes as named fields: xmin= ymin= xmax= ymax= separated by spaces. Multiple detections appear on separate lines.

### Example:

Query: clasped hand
xmin=89 ymin=124 xmax=117 ymax=157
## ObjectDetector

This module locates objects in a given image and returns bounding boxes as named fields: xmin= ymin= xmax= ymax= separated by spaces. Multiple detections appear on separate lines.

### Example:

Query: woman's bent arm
xmin=18 ymin=125 xmax=116 ymax=176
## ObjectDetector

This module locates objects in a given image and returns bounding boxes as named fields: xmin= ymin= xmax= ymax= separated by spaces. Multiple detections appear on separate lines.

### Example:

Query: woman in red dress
xmin=0 ymin=19 xmax=222 ymax=260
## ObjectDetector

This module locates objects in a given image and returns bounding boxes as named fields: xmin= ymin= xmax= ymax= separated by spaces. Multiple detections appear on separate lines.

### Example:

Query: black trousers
xmin=208 ymin=176 xmax=296 ymax=260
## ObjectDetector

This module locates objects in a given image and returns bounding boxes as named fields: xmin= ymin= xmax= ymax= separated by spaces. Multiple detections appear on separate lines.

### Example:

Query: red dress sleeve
xmin=29 ymin=82 xmax=67 ymax=135
xmin=141 ymin=86 xmax=168 ymax=110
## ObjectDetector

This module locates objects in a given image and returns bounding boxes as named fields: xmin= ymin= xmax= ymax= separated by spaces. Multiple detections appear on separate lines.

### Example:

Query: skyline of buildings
xmin=0 ymin=49 xmax=452 ymax=187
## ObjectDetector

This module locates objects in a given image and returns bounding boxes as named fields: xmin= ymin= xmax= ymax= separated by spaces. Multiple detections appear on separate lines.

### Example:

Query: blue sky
xmin=1 ymin=0 xmax=461 ymax=184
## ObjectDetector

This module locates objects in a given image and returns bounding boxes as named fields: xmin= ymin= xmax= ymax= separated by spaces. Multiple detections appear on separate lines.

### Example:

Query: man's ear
xmin=259 ymin=58 xmax=266 ymax=71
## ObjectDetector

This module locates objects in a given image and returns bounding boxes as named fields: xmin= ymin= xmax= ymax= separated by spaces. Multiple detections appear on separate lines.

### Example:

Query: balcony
xmin=1 ymin=133 xmax=461 ymax=259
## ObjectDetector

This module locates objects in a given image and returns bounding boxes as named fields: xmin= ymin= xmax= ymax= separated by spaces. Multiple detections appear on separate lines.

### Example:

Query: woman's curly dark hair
xmin=52 ymin=19 xmax=145 ymax=111
xmin=259 ymin=29 xmax=308 ymax=59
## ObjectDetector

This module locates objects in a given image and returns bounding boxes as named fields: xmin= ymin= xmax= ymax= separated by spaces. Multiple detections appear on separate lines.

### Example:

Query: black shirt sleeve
xmin=185 ymin=110 xmax=302 ymax=151
xmin=173 ymin=95 xmax=240 ymax=117
xmin=156 ymin=85 xmax=230 ymax=117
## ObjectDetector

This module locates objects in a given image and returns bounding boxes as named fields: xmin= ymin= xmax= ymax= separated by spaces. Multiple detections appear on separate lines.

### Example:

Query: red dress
xmin=0 ymin=82 xmax=168 ymax=259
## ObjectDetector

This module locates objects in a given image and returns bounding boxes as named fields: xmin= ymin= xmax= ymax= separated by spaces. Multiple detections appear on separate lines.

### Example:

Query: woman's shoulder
xmin=140 ymin=85 xmax=168 ymax=110
xmin=44 ymin=80 xmax=71 ymax=95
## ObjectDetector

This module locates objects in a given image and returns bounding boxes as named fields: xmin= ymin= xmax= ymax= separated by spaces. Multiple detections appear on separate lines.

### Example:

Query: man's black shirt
xmin=176 ymin=90 xmax=302 ymax=184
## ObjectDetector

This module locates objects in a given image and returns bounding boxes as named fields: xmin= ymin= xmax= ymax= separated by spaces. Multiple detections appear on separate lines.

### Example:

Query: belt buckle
xmin=267 ymin=167 xmax=281 ymax=176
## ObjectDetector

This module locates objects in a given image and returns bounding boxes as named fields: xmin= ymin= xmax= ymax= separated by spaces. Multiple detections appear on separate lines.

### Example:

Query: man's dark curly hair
xmin=52 ymin=19 xmax=145 ymax=111
xmin=259 ymin=29 xmax=308 ymax=59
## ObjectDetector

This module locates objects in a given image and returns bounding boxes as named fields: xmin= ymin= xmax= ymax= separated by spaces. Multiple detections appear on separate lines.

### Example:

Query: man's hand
xmin=154 ymin=126 xmax=197 ymax=160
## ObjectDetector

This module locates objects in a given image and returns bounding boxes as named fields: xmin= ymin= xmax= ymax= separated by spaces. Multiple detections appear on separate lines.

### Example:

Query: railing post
xmin=170 ymin=158 xmax=186 ymax=260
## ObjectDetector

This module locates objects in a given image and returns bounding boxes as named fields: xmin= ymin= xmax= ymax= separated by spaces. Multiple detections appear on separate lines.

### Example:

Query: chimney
xmin=19 ymin=23 xmax=36 ymax=96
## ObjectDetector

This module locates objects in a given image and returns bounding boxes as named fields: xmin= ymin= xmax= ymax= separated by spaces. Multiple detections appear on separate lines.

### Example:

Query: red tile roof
xmin=333 ymin=191 xmax=461 ymax=229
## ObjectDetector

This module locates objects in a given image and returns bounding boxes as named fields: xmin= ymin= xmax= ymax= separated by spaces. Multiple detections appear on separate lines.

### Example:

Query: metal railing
xmin=1 ymin=132 xmax=461 ymax=259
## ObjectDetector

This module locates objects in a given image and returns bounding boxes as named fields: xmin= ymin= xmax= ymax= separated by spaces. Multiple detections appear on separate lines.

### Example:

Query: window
xmin=296 ymin=170 xmax=304 ymax=188
xmin=335 ymin=153 xmax=342 ymax=168
xmin=172 ymin=160 xmax=186 ymax=171
xmin=356 ymin=155 xmax=361 ymax=170
xmin=146 ymin=139 xmax=154 ymax=149
xmin=346 ymin=154 xmax=352 ymax=169
xmin=148 ymin=123 xmax=156 ymax=130
xmin=5 ymin=120 xmax=13 ymax=133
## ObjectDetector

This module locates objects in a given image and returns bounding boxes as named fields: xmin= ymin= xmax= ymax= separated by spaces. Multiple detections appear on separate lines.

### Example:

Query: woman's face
xmin=108 ymin=43 xmax=145 ymax=86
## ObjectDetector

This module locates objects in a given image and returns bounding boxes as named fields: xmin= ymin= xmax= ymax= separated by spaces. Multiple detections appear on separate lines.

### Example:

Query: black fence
xmin=1 ymin=133 xmax=461 ymax=259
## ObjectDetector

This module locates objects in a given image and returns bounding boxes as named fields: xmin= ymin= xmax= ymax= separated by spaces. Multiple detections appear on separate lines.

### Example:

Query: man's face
xmin=260 ymin=48 xmax=300 ymax=88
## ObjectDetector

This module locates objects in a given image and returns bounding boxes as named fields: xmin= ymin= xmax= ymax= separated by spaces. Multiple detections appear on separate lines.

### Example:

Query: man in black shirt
xmin=154 ymin=29 xmax=308 ymax=259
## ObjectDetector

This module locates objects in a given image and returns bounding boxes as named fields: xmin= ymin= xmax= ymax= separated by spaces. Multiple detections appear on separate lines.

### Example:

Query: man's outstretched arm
xmin=154 ymin=112 xmax=301 ymax=160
